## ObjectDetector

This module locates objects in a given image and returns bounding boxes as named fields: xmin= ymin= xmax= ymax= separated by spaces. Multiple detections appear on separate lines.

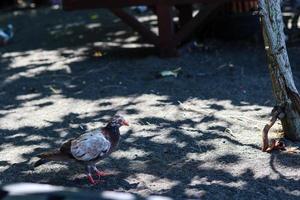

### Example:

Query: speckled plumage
xmin=34 ymin=115 xmax=129 ymax=184
xmin=70 ymin=130 xmax=111 ymax=161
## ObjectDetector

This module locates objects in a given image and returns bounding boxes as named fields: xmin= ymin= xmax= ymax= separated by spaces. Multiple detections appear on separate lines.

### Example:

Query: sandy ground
xmin=0 ymin=7 xmax=300 ymax=200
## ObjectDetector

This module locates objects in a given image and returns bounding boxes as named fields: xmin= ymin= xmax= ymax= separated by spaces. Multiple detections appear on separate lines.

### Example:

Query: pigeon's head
xmin=108 ymin=115 xmax=129 ymax=128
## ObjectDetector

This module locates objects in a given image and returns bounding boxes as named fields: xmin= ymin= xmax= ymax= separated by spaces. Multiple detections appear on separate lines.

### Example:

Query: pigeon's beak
xmin=122 ymin=120 xmax=129 ymax=126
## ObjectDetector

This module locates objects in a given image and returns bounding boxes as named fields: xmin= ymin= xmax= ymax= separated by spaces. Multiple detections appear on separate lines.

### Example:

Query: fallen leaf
xmin=93 ymin=51 xmax=103 ymax=57
xmin=224 ymin=128 xmax=235 ymax=138
xmin=285 ymin=147 xmax=300 ymax=154
xmin=216 ymin=63 xmax=227 ymax=70
xmin=49 ymin=86 xmax=59 ymax=94
xmin=228 ymin=63 xmax=234 ymax=68
xmin=79 ymin=125 xmax=84 ymax=130
xmin=160 ymin=67 xmax=182 ymax=78
xmin=90 ymin=14 xmax=99 ymax=20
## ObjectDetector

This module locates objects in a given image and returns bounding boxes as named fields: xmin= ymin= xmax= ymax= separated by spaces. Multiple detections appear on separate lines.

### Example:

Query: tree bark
xmin=259 ymin=0 xmax=300 ymax=141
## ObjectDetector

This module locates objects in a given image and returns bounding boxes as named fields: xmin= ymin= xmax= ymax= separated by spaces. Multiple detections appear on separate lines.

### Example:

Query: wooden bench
xmin=61 ymin=0 xmax=236 ymax=57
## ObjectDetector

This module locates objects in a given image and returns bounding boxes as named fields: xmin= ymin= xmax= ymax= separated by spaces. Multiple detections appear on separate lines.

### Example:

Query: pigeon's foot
xmin=87 ymin=174 xmax=105 ymax=185
xmin=92 ymin=165 xmax=111 ymax=177
xmin=95 ymin=170 xmax=111 ymax=177
xmin=87 ymin=174 xmax=96 ymax=185
xmin=86 ymin=165 xmax=102 ymax=185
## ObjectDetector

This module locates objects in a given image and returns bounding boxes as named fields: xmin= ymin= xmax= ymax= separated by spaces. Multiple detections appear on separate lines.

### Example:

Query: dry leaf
xmin=285 ymin=147 xmax=300 ymax=154
xmin=90 ymin=14 xmax=99 ymax=20
xmin=224 ymin=128 xmax=235 ymax=138
xmin=160 ymin=67 xmax=182 ymax=78
xmin=93 ymin=51 xmax=103 ymax=57
xmin=49 ymin=86 xmax=59 ymax=94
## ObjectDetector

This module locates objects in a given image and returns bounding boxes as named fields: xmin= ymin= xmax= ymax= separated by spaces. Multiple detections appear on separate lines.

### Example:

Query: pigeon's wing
xmin=70 ymin=130 xmax=111 ymax=161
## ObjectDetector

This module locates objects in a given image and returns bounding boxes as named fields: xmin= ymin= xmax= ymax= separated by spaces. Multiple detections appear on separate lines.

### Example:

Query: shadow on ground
xmin=0 ymin=7 xmax=300 ymax=200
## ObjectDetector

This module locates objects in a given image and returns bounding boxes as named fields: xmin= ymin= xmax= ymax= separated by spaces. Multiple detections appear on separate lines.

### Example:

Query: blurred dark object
xmin=1 ymin=183 xmax=173 ymax=200
xmin=0 ymin=0 xmax=16 ymax=9
xmin=228 ymin=0 xmax=257 ymax=13
xmin=0 ymin=24 xmax=14 ymax=46
xmin=33 ymin=0 xmax=51 ymax=7
xmin=282 ymin=0 xmax=300 ymax=43
xmin=63 ymin=0 xmax=230 ymax=57
xmin=204 ymin=14 xmax=260 ymax=41
xmin=201 ymin=0 xmax=260 ymax=41
xmin=0 ymin=0 xmax=53 ymax=9
xmin=50 ymin=0 xmax=62 ymax=5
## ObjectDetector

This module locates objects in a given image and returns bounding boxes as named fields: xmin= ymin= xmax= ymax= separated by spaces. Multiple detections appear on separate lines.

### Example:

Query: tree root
xmin=262 ymin=106 xmax=286 ymax=152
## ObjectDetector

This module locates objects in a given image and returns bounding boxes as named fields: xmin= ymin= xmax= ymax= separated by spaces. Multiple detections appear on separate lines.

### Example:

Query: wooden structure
xmin=62 ymin=0 xmax=257 ymax=57
xmin=230 ymin=0 xmax=257 ymax=13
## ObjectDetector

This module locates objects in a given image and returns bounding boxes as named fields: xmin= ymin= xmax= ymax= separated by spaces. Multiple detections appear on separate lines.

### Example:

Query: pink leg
xmin=95 ymin=170 xmax=110 ymax=177
xmin=87 ymin=174 xmax=96 ymax=185
xmin=86 ymin=165 xmax=100 ymax=185
xmin=92 ymin=166 xmax=110 ymax=177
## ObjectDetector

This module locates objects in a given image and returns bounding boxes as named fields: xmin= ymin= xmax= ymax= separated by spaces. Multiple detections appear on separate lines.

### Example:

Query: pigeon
xmin=34 ymin=115 xmax=129 ymax=184
xmin=0 ymin=24 xmax=13 ymax=45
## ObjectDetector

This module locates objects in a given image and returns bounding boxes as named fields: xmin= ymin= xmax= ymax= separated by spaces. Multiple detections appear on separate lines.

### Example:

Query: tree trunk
xmin=259 ymin=0 xmax=300 ymax=141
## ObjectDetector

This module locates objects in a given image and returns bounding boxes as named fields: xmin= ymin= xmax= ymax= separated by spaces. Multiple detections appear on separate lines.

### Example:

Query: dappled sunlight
xmin=49 ymin=22 xmax=89 ymax=35
xmin=0 ymin=6 xmax=300 ymax=199
xmin=189 ymin=176 xmax=247 ymax=190
xmin=111 ymin=148 xmax=150 ymax=160
xmin=1 ymin=85 xmax=298 ymax=197
xmin=0 ymin=144 xmax=48 ymax=165
xmin=1 ymin=48 xmax=89 ymax=85
xmin=85 ymin=23 xmax=102 ymax=29
xmin=92 ymin=41 xmax=154 ymax=49
xmin=0 ymin=95 xmax=100 ymax=129
xmin=128 ymin=173 xmax=180 ymax=194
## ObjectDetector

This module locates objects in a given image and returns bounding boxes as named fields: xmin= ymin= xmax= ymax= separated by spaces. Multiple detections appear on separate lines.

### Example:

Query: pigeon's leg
xmin=86 ymin=165 xmax=96 ymax=185
xmin=92 ymin=165 xmax=110 ymax=177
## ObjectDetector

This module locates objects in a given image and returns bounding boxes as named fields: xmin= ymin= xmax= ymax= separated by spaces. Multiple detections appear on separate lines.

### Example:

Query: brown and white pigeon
xmin=34 ymin=115 xmax=129 ymax=184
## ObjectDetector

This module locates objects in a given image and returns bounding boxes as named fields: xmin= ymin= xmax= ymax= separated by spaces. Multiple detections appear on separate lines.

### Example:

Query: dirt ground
xmin=0 ymin=7 xmax=300 ymax=200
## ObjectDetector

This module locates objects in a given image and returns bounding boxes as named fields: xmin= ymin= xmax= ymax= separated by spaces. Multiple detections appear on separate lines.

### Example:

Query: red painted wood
xmin=177 ymin=4 xmax=193 ymax=29
xmin=110 ymin=8 xmax=159 ymax=46
xmin=62 ymin=0 xmax=218 ymax=10
xmin=175 ymin=1 xmax=229 ymax=46
xmin=156 ymin=4 xmax=178 ymax=57
xmin=61 ymin=0 xmax=239 ymax=57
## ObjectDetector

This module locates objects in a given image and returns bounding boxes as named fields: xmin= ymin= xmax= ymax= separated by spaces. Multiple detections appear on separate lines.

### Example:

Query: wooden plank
xmin=63 ymin=0 xmax=222 ymax=10
xmin=177 ymin=4 xmax=193 ymax=29
xmin=61 ymin=0 xmax=236 ymax=57
xmin=110 ymin=8 xmax=159 ymax=46
xmin=156 ymin=4 xmax=177 ymax=57
xmin=63 ymin=0 xmax=155 ymax=10
xmin=174 ymin=1 xmax=228 ymax=46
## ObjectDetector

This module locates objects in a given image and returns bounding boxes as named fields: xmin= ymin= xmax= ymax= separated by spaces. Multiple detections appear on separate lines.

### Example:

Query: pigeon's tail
xmin=34 ymin=158 xmax=49 ymax=168
xmin=34 ymin=150 xmax=70 ymax=168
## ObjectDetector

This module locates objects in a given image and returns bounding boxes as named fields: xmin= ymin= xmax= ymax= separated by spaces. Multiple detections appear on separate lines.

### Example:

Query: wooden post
xmin=177 ymin=4 xmax=193 ymax=29
xmin=156 ymin=4 xmax=178 ymax=57
xmin=174 ymin=2 xmax=225 ymax=46
xmin=110 ymin=8 xmax=159 ymax=46
xmin=259 ymin=0 xmax=300 ymax=141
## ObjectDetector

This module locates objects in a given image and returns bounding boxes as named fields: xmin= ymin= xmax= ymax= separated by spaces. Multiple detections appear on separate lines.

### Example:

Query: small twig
xmin=179 ymin=126 xmax=200 ymax=132
xmin=224 ymin=128 xmax=235 ymax=138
